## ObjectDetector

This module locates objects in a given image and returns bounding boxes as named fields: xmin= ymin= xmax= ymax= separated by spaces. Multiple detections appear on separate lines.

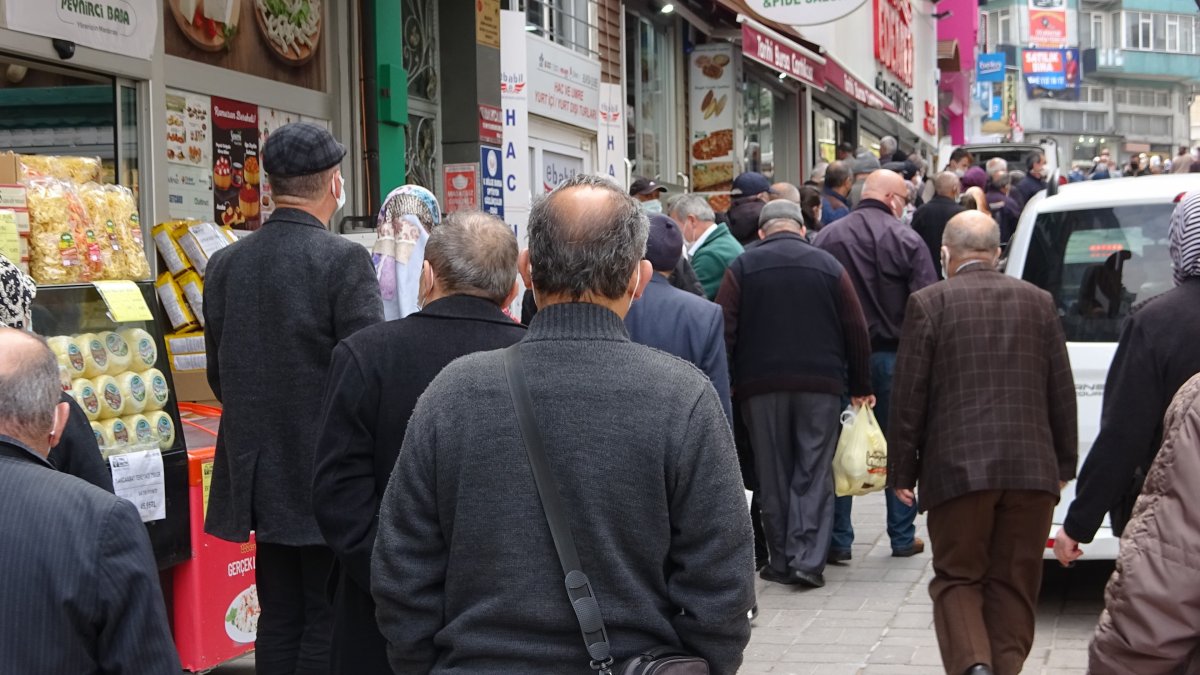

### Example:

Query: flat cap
xmin=853 ymin=152 xmax=881 ymax=175
xmin=732 ymin=171 xmax=772 ymax=196
xmin=262 ymin=122 xmax=347 ymax=178
xmin=759 ymin=199 xmax=806 ymax=229
xmin=645 ymin=214 xmax=684 ymax=272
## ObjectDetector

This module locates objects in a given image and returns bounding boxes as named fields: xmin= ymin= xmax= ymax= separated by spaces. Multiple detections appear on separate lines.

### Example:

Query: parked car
xmin=1004 ymin=173 xmax=1200 ymax=559
xmin=936 ymin=139 xmax=1060 ymax=177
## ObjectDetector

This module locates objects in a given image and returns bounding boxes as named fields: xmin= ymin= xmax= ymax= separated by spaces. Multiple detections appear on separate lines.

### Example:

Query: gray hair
xmin=985 ymin=157 xmax=1007 ymax=177
xmin=669 ymin=193 xmax=715 ymax=224
xmin=934 ymin=171 xmax=961 ymax=198
xmin=0 ymin=331 xmax=61 ymax=442
xmin=943 ymin=211 xmax=1001 ymax=256
xmin=423 ymin=211 xmax=517 ymax=305
xmin=269 ymin=166 xmax=337 ymax=201
xmin=527 ymin=174 xmax=648 ymax=301
xmin=880 ymin=136 xmax=898 ymax=154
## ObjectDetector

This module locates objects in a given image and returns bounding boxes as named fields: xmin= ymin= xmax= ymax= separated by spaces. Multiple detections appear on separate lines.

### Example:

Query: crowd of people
xmin=2 ymin=121 xmax=1200 ymax=675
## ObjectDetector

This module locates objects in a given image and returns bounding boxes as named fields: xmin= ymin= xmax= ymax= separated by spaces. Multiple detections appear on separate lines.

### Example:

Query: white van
xmin=1003 ymin=174 xmax=1200 ymax=559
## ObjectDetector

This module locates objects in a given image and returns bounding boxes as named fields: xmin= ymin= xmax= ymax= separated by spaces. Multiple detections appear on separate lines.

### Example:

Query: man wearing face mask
xmin=629 ymin=175 xmax=668 ymax=214
xmin=203 ymin=122 xmax=384 ymax=674
xmin=814 ymin=170 xmax=938 ymax=564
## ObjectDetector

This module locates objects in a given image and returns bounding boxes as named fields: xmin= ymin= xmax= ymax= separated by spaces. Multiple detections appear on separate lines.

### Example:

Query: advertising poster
xmin=258 ymin=107 xmax=300 ymax=219
xmin=597 ymin=83 xmax=627 ymax=190
xmin=165 ymin=90 xmax=215 ymax=221
xmin=164 ymin=0 xmax=327 ymax=91
xmin=688 ymin=44 xmax=737 ymax=213
xmin=480 ymin=146 xmax=504 ymax=219
xmin=500 ymin=10 xmax=531 ymax=247
xmin=210 ymin=97 xmax=261 ymax=230
xmin=1023 ymin=48 xmax=1080 ymax=101
xmin=976 ymin=53 xmax=1006 ymax=83
xmin=443 ymin=163 xmax=479 ymax=213
xmin=1028 ymin=0 xmax=1067 ymax=48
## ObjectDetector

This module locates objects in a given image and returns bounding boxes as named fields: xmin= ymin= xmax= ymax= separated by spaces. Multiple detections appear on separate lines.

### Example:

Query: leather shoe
xmin=892 ymin=537 xmax=925 ymax=558
xmin=963 ymin=664 xmax=993 ymax=675
xmin=827 ymin=549 xmax=852 ymax=564
xmin=759 ymin=567 xmax=798 ymax=585
xmin=748 ymin=604 xmax=759 ymax=621
xmin=793 ymin=570 xmax=825 ymax=588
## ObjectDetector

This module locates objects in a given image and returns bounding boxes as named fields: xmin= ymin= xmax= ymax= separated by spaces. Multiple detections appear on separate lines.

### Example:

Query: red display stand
xmin=172 ymin=407 xmax=257 ymax=672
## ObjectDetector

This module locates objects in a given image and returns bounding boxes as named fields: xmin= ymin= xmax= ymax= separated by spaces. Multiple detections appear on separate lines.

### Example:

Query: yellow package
xmin=154 ymin=272 xmax=199 ymax=332
xmin=177 ymin=270 xmax=205 ymax=328
xmin=177 ymin=222 xmax=230 ymax=277
xmin=78 ymin=183 xmax=152 ymax=281
xmin=19 ymin=154 xmax=101 ymax=184
xmin=152 ymin=220 xmax=192 ymax=276
xmin=25 ymin=178 xmax=95 ymax=285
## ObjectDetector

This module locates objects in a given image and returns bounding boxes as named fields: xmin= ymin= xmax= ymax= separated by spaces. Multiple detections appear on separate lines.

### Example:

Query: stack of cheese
xmin=152 ymin=220 xmax=238 ymax=331
xmin=49 ymin=327 xmax=177 ymax=453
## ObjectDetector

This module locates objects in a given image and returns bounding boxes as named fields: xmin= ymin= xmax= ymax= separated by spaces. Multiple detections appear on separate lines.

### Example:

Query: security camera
xmin=52 ymin=39 xmax=75 ymax=60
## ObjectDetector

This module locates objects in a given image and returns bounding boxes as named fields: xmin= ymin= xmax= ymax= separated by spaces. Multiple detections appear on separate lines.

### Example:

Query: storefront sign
xmin=210 ymin=97 xmax=261 ymax=230
xmin=480 ymin=146 xmax=504 ymax=219
xmin=476 ymin=0 xmax=500 ymax=49
xmin=874 ymin=0 xmax=913 ymax=88
xmin=596 ymin=83 xmax=627 ymax=190
xmin=688 ymin=44 xmax=737 ymax=205
xmin=1023 ymin=48 xmax=1080 ymax=100
xmin=977 ymin=53 xmax=1006 ymax=83
xmin=526 ymin=33 xmax=601 ymax=130
xmin=748 ymin=0 xmax=868 ymax=26
xmin=741 ymin=22 xmax=824 ymax=88
xmin=823 ymin=58 xmax=897 ymax=113
xmin=500 ymin=10 xmax=531 ymax=245
xmin=541 ymin=152 xmax=584 ymax=193
xmin=110 ymin=447 xmax=166 ymax=523
xmin=874 ymin=71 xmax=913 ymax=121
xmin=479 ymin=105 xmax=503 ymax=146
xmin=443 ymin=163 xmax=478 ymax=213
xmin=0 ymin=0 xmax=157 ymax=60
xmin=1028 ymin=0 xmax=1067 ymax=48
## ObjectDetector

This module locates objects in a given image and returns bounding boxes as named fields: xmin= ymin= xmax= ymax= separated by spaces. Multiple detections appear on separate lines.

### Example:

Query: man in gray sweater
xmin=372 ymin=174 xmax=755 ymax=674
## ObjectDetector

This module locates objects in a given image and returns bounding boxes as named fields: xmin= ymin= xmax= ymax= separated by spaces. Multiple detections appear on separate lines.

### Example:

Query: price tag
xmin=93 ymin=280 xmax=154 ymax=322
xmin=0 ymin=209 xmax=19 ymax=263
xmin=110 ymin=448 xmax=167 ymax=523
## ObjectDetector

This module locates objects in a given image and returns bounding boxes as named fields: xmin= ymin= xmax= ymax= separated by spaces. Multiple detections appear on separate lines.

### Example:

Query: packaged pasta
xmin=155 ymin=272 xmax=199 ymax=331
xmin=78 ymin=183 xmax=152 ymax=280
xmin=25 ymin=178 xmax=95 ymax=285
xmin=177 ymin=270 xmax=205 ymax=327
xmin=19 ymin=154 xmax=101 ymax=184
xmin=152 ymin=220 xmax=192 ymax=276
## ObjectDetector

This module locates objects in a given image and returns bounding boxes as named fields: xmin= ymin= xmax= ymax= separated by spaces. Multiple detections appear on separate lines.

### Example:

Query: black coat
xmin=48 ymin=392 xmax=114 ymax=492
xmin=313 ymin=295 xmax=526 ymax=674
xmin=203 ymin=208 xmax=384 ymax=545
xmin=910 ymin=195 xmax=965 ymax=278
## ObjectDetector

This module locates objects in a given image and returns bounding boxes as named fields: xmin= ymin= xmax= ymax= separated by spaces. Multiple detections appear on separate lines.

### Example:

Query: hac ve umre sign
xmin=750 ymin=0 xmax=869 ymax=26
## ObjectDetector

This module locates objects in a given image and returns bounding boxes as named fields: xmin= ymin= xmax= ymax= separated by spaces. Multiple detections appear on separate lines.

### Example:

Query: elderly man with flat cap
xmin=717 ymin=200 xmax=873 ymax=588
xmin=203 ymin=122 xmax=383 ymax=674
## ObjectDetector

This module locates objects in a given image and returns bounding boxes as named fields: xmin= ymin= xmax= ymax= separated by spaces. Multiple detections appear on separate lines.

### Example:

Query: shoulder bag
xmin=502 ymin=345 xmax=709 ymax=675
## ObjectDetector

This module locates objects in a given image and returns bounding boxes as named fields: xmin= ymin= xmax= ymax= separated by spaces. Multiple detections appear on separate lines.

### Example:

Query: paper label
xmin=110 ymin=448 xmax=167 ymax=523
xmin=93 ymin=280 xmax=154 ymax=322
xmin=202 ymin=459 xmax=213 ymax=519
xmin=0 ymin=210 xmax=19 ymax=264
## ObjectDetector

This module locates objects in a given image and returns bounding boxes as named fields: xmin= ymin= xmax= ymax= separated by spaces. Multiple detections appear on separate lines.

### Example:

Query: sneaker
xmin=758 ymin=567 xmax=799 ymax=585
xmin=827 ymin=549 xmax=852 ymax=564
xmin=793 ymin=570 xmax=825 ymax=588
xmin=892 ymin=537 xmax=925 ymax=558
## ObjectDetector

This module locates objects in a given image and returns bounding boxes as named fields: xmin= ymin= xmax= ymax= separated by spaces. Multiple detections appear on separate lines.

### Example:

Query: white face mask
xmin=629 ymin=267 xmax=642 ymax=311
xmin=333 ymin=173 xmax=346 ymax=211
xmin=642 ymin=199 xmax=662 ymax=214
xmin=953 ymin=168 xmax=965 ymax=178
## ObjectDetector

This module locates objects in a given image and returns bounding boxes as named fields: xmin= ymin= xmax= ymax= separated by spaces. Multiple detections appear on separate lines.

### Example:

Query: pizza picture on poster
xmin=211 ymin=97 xmax=261 ymax=230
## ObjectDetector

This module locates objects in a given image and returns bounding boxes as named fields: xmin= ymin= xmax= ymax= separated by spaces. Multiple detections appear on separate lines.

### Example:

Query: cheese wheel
xmin=89 ymin=422 xmax=104 ymax=448
xmin=79 ymin=333 xmax=110 ymax=378
xmin=100 ymin=331 xmax=133 ymax=373
xmin=98 ymin=417 xmax=130 ymax=448
xmin=70 ymin=378 xmax=102 ymax=421
xmin=126 ymin=414 xmax=156 ymax=447
xmin=147 ymin=410 xmax=176 ymax=450
xmin=58 ymin=364 xmax=71 ymax=390
xmin=120 ymin=328 xmax=158 ymax=369
xmin=53 ymin=336 xmax=88 ymax=379
xmin=47 ymin=336 xmax=73 ymax=360
xmin=116 ymin=371 xmax=148 ymax=414
xmin=94 ymin=375 xmax=126 ymax=419
xmin=141 ymin=368 xmax=170 ymax=411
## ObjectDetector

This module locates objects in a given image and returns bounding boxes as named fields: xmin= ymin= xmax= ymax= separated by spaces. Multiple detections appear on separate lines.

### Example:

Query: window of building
xmin=1080 ymin=85 xmax=1106 ymax=104
xmin=1118 ymin=113 xmax=1173 ymax=136
xmin=624 ymin=13 xmax=676 ymax=182
xmin=1117 ymin=88 xmax=1172 ymax=108
xmin=1122 ymin=11 xmax=1198 ymax=54
xmin=1082 ymin=13 xmax=1108 ymax=50
xmin=743 ymin=77 xmax=777 ymax=178
xmin=511 ymin=0 xmax=600 ymax=59
xmin=983 ymin=9 xmax=1013 ymax=52
xmin=1041 ymin=109 xmax=1107 ymax=132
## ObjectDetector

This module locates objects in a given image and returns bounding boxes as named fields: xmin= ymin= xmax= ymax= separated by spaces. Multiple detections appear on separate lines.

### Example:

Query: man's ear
xmin=518 ymin=250 xmax=533 ymax=291
xmin=48 ymin=401 xmax=70 ymax=450
xmin=632 ymin=260 xmax=653 ymax=300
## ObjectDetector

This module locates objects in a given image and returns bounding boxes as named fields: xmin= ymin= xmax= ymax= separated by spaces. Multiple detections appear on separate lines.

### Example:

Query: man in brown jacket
xmin=888 ymin=211 xmax=1078 ymax=675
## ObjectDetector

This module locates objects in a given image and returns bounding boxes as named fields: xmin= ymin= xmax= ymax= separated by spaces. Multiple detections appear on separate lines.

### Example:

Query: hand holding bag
xmin=502 ymin=345 xmax=709 ymax=675
xmin=832 ymin=403 xmax=888 ymax=497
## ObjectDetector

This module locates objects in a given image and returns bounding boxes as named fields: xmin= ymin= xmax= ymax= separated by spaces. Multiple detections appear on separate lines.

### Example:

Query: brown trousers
xmin=927 ymin=489 xmax=1055 ymax=675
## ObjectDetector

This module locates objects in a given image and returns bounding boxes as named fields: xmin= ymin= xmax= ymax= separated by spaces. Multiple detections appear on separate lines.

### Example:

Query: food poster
xmin=166 ymin=90 xmax=216 ymax=221
xmin=164 ymin=0 xmax=327 ymax=92
xmin=257 ymin=107 xmax=299 ymax=219
xmin=688 ymin=44 xmax=736 ymax=214
xmin=211 ymin=97 xmax=261 ymax=231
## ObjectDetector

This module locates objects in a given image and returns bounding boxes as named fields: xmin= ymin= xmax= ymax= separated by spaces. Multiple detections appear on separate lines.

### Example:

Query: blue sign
xmin=988 ymin=96 xmax=1004 ymax=122
xmin=977 ymin=53 xmax=1006 ymax=83
xmin=480 ymin=145 xmax=504 ymax=220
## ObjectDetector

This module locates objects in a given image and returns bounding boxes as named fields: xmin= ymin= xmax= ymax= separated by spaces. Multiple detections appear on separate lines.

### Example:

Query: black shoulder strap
xmin=502 ymin=344 xmax=614 ymax=672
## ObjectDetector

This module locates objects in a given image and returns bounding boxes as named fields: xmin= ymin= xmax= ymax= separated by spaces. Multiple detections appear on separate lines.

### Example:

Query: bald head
xmin=771 ymin=182 xmax=801 ymax=204
xmin=942 ymin=210 xmax=1001 ymax=274
xmin=424 ymin=210 xmax=518 ymax=305
xmin=0 ymin=328 xmax=64 ymax=453
xmin=862 ymin=170 xmax=907 ymax=216
xmin=933 ymin=171 xmax=961 ymax=199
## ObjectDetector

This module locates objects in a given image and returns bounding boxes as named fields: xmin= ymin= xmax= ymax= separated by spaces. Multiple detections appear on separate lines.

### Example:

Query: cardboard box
xmin=171 ymin=368 xmax=217 ymax=405
xmin=0 ymin=152 xmax=20 ymax=184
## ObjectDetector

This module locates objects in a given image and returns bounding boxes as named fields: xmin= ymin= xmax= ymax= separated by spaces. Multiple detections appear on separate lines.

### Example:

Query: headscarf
xmin=1169 ymin=189 xmax=1200 ymax=286
xmin=371 ymin=185 xmax=441 ymax=320
xmin=961 ymin=166 xmax=988 ymax=191
xmin=0 ymin=252 xmax=35 ymax=330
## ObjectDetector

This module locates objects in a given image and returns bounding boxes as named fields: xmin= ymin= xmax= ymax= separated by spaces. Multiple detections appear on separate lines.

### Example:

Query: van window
xmin=1021 ymin=204 xmax=1176 ymax=342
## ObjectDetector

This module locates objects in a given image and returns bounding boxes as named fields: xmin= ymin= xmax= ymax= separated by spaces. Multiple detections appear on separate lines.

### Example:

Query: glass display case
xmin=31 ymin=281 xmax=191 ymax=569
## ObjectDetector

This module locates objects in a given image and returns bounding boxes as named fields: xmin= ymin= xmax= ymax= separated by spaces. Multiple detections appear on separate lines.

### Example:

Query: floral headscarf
xmin=372 ymin=185 xmax=441 ymax=320
xmin=1169 ymin=189 xmax=1200 ymax=286
xmin=0 ymin=253 xmax=35 ymax=330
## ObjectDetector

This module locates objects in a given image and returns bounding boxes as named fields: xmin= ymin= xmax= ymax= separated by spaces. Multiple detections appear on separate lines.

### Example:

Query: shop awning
xmin=938 ymin=40 xmax=961 ymax=72
xmin=739 ymin=17 xmax=825 ymax=88
xmin=822 ymin=58 xmax=898 ymax=114
xmin=714 ymin=0 xmax=824 ymax=54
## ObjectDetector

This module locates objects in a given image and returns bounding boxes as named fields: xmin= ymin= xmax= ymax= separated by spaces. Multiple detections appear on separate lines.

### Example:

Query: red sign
xmin=1022 ymin=49 xmax=1064 ymax=73
xmin=874 ymin=0 xmax=913 ymax=87
xmin=478 ymin=105 xmax=503 ymax=146
xmin=823 ymin=58 xmax=897 ymax=113
xmin=1029 ymin=9 xmax=1067 ymax=48
xmin=443 ymin=163 xmax=479 ymax=213
xmin=741 ymin=23 xmax=824 ymax=87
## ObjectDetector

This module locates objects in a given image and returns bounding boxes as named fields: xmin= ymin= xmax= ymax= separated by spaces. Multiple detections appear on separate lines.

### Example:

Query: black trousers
xmin=733 ymin=402 xmax=768 ymax=565
xmin=255 ymin=543 xmax=335 ymax=675
xmin=329 ymin=566 xmax=392 ymax=675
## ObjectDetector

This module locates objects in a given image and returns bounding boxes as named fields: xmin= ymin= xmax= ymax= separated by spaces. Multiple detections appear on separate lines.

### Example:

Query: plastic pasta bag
xmin=26 ymin=178 xmax=96 ymax=285
xmin=19 ymin=154 xmax=101 ymax=184
xmin=78 ymin=183 xmax=152 ymax=280
xmin=833 ymin=404 xmax=889 ymax=497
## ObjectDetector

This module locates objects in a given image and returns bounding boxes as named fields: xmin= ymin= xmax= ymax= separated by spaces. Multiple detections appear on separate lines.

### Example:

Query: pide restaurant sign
xmin=741 ymin=23 xmax=824 ymax=87
xmin=1 ymin=0 xmax=157 ymax=60
xmin=750 ymin=0 xmax=869 ymax=26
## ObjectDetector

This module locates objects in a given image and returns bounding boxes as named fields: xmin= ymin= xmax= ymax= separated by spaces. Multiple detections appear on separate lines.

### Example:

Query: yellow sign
xmin=0 ymin=210 xmax=20 ymax=264
xmin=202 ymin=459 xmax=213 ymax=519
xmin=476 ymin=0 xmax=500 ymax=49
xmin=93 ymin=280 xmax=154 ymax=322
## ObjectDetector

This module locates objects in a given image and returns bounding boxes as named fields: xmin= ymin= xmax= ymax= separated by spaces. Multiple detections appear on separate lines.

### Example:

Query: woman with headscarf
xmin=0 ymin=253 xmax=112 ymax=492
xmin=1055 ymin=190 xmax=1200 ymax=569
xmin=371 ymin=185 xmax=441 ymax=320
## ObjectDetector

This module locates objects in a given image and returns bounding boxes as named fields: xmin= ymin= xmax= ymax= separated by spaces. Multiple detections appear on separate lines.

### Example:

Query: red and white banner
xmin=741 ymin=21 xmax=825 ymax=88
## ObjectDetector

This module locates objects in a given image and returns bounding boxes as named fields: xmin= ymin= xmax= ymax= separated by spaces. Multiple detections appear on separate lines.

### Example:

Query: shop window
xmin=402 ymin=0 xmax=441 ymax=194
xmin=742 ymin=79 xmax=776 ymax=178
xmin=814 ymin=112 xmax=839 ymax=165
xmin=515 ymin=0 xmax=600 ymax=59
xmin=625 ymin=13 xmax=676 ymax=183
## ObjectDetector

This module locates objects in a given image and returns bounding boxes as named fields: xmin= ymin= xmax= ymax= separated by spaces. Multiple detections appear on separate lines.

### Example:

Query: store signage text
xmin=2 ymin=0 xmax=155 ymax=59
xmin=60 ymin=1 xmax=131 ymax=27
xmin=823 ymin=58 xmax=896 ymax=113
xmin=480 ymin=146 xmax=504 ymax=219
xmin=873 ymin=0 xmax=913 ymax=88
xmin=741 ymin=23 xmax=823 ymax=87
xmin=478 ymin=105 xmax=503 ymax=146
xmin=526 ymin=33 xmax=600 ymax=130
xmin=750 ymin=0 xmax=869 ymax=26
xmin=874 ymin=71 xmax=913 ymax=122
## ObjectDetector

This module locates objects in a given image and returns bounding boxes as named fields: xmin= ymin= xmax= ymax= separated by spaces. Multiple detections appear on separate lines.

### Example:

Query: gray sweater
xmin=372 ymin=303 xmax=754 ymax=674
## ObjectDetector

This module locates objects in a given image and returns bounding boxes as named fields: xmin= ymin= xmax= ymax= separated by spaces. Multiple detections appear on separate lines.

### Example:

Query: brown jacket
xmin=887 ymin=266 xmax=1078 ymax=511
xmin=1089 ymin=373 xmax=1200 ymax=675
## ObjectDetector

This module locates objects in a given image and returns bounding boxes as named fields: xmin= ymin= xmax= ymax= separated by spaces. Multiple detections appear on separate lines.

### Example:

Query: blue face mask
xmin=642 ymin=199 xmax=663 ymax=214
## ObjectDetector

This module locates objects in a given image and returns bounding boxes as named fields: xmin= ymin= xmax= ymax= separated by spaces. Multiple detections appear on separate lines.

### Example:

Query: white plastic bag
xmin=832 ymin=404 xmax=888 ymax=497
